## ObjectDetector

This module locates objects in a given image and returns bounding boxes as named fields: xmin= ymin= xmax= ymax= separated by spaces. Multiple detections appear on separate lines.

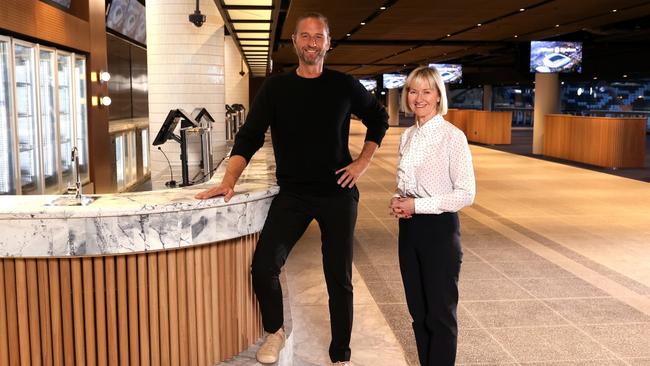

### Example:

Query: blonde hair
xmin=400 ymin=65 xmax=448 ymax=116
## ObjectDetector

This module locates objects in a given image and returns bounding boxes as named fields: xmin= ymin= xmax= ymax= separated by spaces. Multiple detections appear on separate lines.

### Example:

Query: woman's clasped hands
xmin=389 ymin=196 xmax=415 ymax=219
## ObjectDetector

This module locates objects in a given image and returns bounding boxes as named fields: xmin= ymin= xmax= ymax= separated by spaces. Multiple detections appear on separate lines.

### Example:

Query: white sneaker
xmin=256 ymin=328 xmax=286 ymax=364
xmin=332 ymin=362 xmax=350 ymax=365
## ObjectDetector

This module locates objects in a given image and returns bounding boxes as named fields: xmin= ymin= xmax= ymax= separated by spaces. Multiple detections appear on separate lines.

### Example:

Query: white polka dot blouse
xmin=395 ymin=114 xmax=476 ymax=214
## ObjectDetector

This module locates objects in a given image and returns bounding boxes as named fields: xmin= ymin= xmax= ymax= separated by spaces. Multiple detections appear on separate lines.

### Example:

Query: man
xmin=196 ymin=12 xmax=388 ymax=365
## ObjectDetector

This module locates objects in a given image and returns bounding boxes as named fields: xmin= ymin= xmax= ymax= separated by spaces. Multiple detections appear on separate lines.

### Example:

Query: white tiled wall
xmin=146 ymin=0 xmax=226 ymax=188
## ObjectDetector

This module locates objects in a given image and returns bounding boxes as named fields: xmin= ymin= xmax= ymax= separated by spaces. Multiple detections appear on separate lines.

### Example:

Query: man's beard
xmin=295 ymin=46 xmax=327 ymax=65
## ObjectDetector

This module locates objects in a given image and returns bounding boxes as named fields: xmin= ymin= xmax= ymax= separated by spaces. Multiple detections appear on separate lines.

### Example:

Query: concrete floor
xmin=287 ymin=120 xmax=650 ymax=365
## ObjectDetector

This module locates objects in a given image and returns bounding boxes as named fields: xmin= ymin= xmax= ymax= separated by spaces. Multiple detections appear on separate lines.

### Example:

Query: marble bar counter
xmin=0 ymin=144 xmax=278 ymax=257
xmin=0 ymin=143 xmax=279 ymax=366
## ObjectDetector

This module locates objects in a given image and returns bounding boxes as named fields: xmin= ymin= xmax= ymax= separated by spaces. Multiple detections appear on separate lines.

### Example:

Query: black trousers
xmin=251 ymin=188 xmax=359 ymax=362
xmin=398 ymin=213 xmax=462 ymax=366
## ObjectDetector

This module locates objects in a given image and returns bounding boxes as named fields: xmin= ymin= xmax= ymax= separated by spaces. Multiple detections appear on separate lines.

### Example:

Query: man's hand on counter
xmin=195 ymin=183 xmax=235 ymax=202
xmin=195 ymin=155 xmax=248 ymax=202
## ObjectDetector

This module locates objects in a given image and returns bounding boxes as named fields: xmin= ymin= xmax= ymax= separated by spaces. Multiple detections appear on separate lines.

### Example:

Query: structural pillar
xmin=483 ymin=85 xmax=493 ymax=111
xmin=532 ymin=73 xmax=560 ymax=154
xmin=146 ymin=0 xmax=226 ymax=189
xmin=387 ymin=88 xmax=400 ymax=126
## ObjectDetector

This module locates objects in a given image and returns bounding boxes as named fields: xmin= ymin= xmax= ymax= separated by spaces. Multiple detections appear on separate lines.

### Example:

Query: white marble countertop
xmin=0 ymin=143 xmax=279 ymax=257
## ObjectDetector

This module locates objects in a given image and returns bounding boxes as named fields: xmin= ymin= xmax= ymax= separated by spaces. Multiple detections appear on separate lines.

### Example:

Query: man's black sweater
xmin=231 ymin=68 xmax=389 ymax=194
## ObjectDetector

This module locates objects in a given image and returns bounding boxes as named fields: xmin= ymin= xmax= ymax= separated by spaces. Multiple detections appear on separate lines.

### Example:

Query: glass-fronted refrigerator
xmin=1 ymin=35 xmax=90 ymax=195
xmin=0 ymin=37 xmax=17 ymax=195
xmin=14 ymin=41 xmax=42 ymax=195
xmin=39 ymin=47 xmax=60 ymax=193
xmin=58 ymin=52 xmax=74 ymax=186
xmin=74 ymin=55 xmax=89 ymax=184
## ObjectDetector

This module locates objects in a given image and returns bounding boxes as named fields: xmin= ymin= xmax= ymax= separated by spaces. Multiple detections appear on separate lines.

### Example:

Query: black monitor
xmin=152 ymin=109 xmax=195 ymax=146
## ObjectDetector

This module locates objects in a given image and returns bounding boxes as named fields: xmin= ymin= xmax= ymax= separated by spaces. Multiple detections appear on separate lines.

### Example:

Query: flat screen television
xmin=359 ymin=79 xmax=377 ymax=91
xmin=382 ymin=73 xmax=407 ymax=89
xmin=107 ymin=0 xmax=147 ymax=45
xmin=428 ymin=63 xmax=462 ymax=83
xmin=530 ymin=41 xmax=582 ymax=73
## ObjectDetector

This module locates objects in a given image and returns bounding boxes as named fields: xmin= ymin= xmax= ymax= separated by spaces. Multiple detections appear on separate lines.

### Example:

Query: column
xmin=532 ymin=73 xmax=560 ymax=154
xmin=483 ymin=85 xmax=493 ymax=111
xmin=146 ymin=0 xmax=226 ymax=189
xmin=387 ymin=88 xmax=400 ymax=126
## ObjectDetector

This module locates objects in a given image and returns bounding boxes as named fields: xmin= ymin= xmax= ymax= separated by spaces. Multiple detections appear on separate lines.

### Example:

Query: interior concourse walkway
xmin=330 ymin=119 xmax=650 ymax=366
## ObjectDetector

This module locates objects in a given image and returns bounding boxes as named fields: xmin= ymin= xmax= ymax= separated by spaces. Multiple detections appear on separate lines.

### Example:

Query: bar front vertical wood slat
xmin=147 ymin=254 xmax=161 ymax=366
xmin=185 ymin=248 xmax=198 ymax=366
xmin=0 ymin=260 xmax=10 ymax=366
xmin=116 ymin=256 xmax=130 ymax=366
xmin=94 ymin=258 xmax=108 ymax=366
xmin=4 ymin=260 xmax=20 ymax=366
xmin=175 ymin=250 xmax=189 ymax=366
xmin=209 ymin=245 xmax=220 ymax=361
xmin=14 ymin=259 xmax=32 ymax=366
xmin=35 ymin=260 xmax=52 ymax=366
xmin=166 ymin=251 xmax=180 ymax=366
xmin=157 ymin=252 xmax=171 ymax=366
xmin=48 ymin=260 xmax=64 ymax=366
xmin=127 ymin=255 xmax=140 ymax=366
xmin=25 ymin=259 xmax=42 ymax=366
xmin=194 ymin=248 xmax=206 ymax=366
xmin=217 ymin=243 xmax=228 ymax=359
xmin=201 ymin=246 xmax=214 ymax=365
xmin=70 ymin=259 xmax=87 ymax=366
xmin=59 ymin=259 xmax=76 ymax=366
xmin=105 ymin=257 xmax=119 ymax=366
xmin=82 ymin=257 xmax=97 ymax=366
xmin=137 ymin=254 xmax=151 ymax=366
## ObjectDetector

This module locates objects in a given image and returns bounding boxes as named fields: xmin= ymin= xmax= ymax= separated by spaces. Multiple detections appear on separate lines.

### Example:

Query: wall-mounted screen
xmin=359 ymin=79 xmax=377 ymax=91
xmin=428 ymin=63 xmax=462 ymax=84
xmin=107 ymin=0 xmax=147 ymax=45
xmin=530 ymin=41 xmax=582 ymax=73
xmin=382 ymin=73 xmax=407 ymax=89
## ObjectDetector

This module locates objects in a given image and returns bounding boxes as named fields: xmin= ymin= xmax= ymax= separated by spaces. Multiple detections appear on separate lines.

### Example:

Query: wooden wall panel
xmin=446 ymin=109 xmax=511 ymax=144
xmin=0 ymin=0 xmax=90 ymax=52
xmin=0 ymin=235 xmax=263 ymax=366
xmin=543 ymin=115 xmax=646 ymax=168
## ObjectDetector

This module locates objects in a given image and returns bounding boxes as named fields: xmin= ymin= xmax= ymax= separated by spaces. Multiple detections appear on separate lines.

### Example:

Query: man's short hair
xmin=293 ymin=11 xmax=330 ymax=37
xmin=401 ymin=65 xmax=449 ymax=116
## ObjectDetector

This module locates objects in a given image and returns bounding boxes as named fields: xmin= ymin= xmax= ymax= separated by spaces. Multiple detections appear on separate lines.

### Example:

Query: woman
xmin=390 ymin=65 xmax=475 ymax=366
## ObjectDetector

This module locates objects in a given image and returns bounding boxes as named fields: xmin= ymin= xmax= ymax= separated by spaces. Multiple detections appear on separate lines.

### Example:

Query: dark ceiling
xmin=268 ymin=0 xmax=650 ymax=84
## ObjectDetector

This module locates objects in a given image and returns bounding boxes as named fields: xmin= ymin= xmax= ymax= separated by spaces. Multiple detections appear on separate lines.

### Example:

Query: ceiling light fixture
xmin=346 ymin=33 xmax=351 ymax=37
xmin=380 ymin=6 xmax=386 ymax=10
xmin=514 ymin=35 xmax=518 ymax=38
xmin=477 ymin=23 xmax=482 ymax=27
xmin=519 ymin=8 xmax=525 ymax=12
xmin=360 ymin=22 xmax=366 ymax=25
xmin=555 ymin=24 xmax=560 ymax=27
xmin=612 ymin=9 xmax=617 ymax=12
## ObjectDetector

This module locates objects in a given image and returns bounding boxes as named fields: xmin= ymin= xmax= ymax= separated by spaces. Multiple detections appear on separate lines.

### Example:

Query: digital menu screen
xmin=107 ymin=0 xmax=147 ymax=45
xmin=359 ymin=79 xmax=377 ymax=91
xmin=530 ymin=41 xmax=582 ymax=73
xmin=382 ymin=73 xmax=407 ymax=89
xmin=428 ymin=63 xmax=462 ymax=84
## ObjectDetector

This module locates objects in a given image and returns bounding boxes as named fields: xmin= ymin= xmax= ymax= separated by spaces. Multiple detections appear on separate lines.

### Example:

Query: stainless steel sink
xmin=47 ymin=195 xmax=98 ymax=206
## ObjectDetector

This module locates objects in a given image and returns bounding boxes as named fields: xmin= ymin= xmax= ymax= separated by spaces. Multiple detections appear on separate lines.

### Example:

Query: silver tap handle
xmin=71 ymin=147 xmax=82 ymax=199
